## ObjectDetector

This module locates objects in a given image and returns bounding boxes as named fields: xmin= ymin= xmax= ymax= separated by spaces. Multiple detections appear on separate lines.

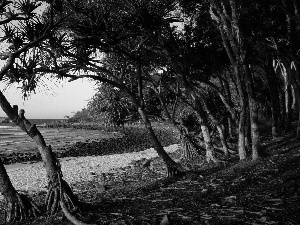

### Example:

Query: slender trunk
xmin=193 ymin=98 xmax=218 ymax=163
xmin=0 ymin=93 xmax=58 ymax=182
xmin=290 ymin=75 xmax=300 ymax=138
xmin=216 ymin=125 xmax=229 ymax=156
xmin=244 ymin=106 xmax=251 ymax=149
xmin=244 ymin=63 xmax=260 ymax=160
xmin=233 ymin=64 xmax=247 ymax=160
xmin=137 ymin=107 xmax=185 ymax=176
xmin=227 ymin=117 xmax=234 ymax=138
xmin=136 ymin=65 xmax=185 ymax=177
xmin=284 ymin=85 xmax=293 ymax=132
xmin=202 ymin=98 xmax=229 ymax=156
xmin=265 ymin=59 xmax=280 ymax=138
xmin=156 ymin=91 xmax=198 ymax=159
xmin=238 ymin=105 xmax=247 ymax=160
xmin=0 ymin=91 xmax=77 ymax=216
xmin=0 ymin=160 xmax=16 ymax=203
xmin=249 ymin=97 xmax=260 ymax=160
xmin=280 ymin=89 xmax=286 ymax=128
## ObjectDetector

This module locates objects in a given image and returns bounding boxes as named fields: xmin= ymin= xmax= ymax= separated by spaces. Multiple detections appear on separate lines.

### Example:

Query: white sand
xmin=1 ymin=144 xmax=180 ymax=200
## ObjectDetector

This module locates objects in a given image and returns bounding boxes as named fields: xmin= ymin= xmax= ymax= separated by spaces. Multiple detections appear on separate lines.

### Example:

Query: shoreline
xmin=1 ymin=144 xmax=181 ymax=200
xmin=0 ymin=125 xmax=180 ymax=165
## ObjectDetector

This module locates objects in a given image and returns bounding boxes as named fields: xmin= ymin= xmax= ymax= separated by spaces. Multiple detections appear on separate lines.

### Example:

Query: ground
xmin=3 ymin=131 xmax=300 ymax=225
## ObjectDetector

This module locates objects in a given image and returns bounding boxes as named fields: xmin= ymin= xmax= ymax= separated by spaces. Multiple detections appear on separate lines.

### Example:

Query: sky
xmin=0 ymin=79 xmax=97 ymax=119
xmin=0 ymin=2 xmax=99 ymax=119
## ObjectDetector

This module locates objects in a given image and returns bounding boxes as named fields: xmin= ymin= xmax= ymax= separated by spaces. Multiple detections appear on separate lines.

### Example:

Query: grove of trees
xmin=0 ymin=0 xmax=300 ymax=224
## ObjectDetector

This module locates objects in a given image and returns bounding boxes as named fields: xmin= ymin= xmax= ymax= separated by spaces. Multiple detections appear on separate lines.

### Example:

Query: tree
xmin=35 ymin=0 xmax=187 ymax=177
xmin=0 ymin=0 xmax=80 ymax=223
xmin=208 ymin=0 xmax=263 ymax=160
xmin=87 ymin=83 xmax=136 ymax=126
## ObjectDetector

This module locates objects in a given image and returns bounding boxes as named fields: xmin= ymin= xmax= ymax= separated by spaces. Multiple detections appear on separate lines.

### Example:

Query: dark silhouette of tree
xmin=87 ymin=83 xmax=136 ymax=126
xmin=35 ymin=0 xmax=187 ymax=177
xmin=0 ymin=1 xmax=82 ymax=224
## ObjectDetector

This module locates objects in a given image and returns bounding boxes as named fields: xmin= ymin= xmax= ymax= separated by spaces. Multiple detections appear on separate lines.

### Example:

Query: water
xmin=0 ymin=119 xmax=117 ymax=157
xmin=0 ymin=119 xmax=65 ymax=151
xmin=0 ymin=119 xmax=63 ymax=141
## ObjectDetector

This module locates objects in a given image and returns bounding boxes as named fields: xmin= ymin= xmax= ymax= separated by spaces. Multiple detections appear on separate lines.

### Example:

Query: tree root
xmin=45 ymin=177 xmax=78 ymax=216
xmin=60 ymin=201 xmax=97 ymax=225
xmin=57 ymin=172 xmax=97 ymax=225
xmin=167 ymin=163 xmax=186 ymax=178
xmin=4 ymin=193 xmax=41 ymax=223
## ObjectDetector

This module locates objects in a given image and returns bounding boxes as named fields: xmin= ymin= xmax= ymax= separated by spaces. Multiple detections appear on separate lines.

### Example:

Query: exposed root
xmin=182 ymin=135 xmax=205 ymax=159
xmin=4 ymin=192 xmax=41 ymax=223
xmin=46 ymin=177 xmax=78 ymax=216
xmin=60 ymin=201 xmax=97 ymax=225
xmin=58 ymin=172 xmax=96 ymax=225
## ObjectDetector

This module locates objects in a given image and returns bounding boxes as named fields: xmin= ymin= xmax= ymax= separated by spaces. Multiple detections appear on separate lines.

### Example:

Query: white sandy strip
xmin=1 ymin=144 xmax=180 ymax=200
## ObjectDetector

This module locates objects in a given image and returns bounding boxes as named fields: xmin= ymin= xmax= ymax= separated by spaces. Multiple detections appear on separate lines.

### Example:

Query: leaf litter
xmin=1 ymin=134 xmax=300 ymax=224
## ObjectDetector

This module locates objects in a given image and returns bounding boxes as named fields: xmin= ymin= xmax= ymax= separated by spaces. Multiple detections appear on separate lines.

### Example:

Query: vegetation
xmin=0 ymin=0 xmax=300 ymax=224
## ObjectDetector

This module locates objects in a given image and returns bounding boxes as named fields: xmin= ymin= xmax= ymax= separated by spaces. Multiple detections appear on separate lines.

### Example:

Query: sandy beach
xmin=1 ymin=144 xmax=180 ymax=200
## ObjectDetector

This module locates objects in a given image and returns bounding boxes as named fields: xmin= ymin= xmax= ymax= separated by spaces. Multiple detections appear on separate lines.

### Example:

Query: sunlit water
xmin=0 ymin=119 xmax=66 ymax=151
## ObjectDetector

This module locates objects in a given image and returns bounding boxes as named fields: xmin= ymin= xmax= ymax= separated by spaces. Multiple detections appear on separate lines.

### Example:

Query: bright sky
xmin=0 ymin=2 xmax=99 ymax=119
xmin=0 ymin=79 xmax=97 ymax=119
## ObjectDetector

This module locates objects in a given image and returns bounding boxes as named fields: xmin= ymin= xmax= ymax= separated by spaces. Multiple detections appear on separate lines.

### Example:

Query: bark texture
xmin=0 ymin=91 xmax=78 ymax=216
xmin=0 ymin=159 xmax=41 ymax=223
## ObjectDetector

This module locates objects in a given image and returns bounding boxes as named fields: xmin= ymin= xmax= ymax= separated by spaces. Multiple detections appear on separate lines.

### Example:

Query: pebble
xmin=0 ymin=144 xmax=180 ymax=200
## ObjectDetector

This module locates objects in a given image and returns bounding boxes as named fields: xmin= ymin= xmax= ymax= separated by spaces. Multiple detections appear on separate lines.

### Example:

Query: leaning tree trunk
xmin=137 ymin=107 xmax=186 ymax=177
xmin=155 ymin=90 xmax=200 ymax=159
xmin=136 ymin=63 xmax=185 ymax=177
xmin=0 ymin=91 xmax=78 ymax=216
xmin=0 ymin=159 xmax=41 ymax=223
xmin=202 ymin=98 xmax=230 ymax=156
xmin=193 ymin=98 xmax=219 ymax=163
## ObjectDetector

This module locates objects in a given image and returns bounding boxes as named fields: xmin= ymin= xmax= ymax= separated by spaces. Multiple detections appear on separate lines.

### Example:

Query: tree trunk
xmin=234 ymin=64 xmax=247 ymax=160
xmin=249 ymin=97 xmax=260 ymax=160
xmin=178 ymin=118 xmax=201 ymax=159
xmin=279 ymin=89 xmax=286 ymax=128
xmin=156 ymin=90 xmax=199 ymax=159
xmin=244 ymin=106 xmax=251 ymax=149
xmin=193 ymin=97 xmax=219 ymax=163
xmin=136 ymin=65 xmax=185 ymax=177
xmin=0 ymin=91 xmax=78 ymax=215
xmin=290 ymin=75 xmax=300 ymax=139
xmin=202 ymin=98 xmax=229 ymax=156
xmin=238 ymin=104 xmax=247 ymax=160
xmin=137 ymin=107 xmax=186 ymax=177
xmin=284 ymin=85 xmax=293 ymax=132
xmin=0 ymin=159 xmax=41 ymax=223
xmin=270 ymin=99 xmax=279 ymax=139
xmin=265 ymin=59 xmax=280 ymax=138
xmin=216 ymin=125 xmax=230 ymax=156
xmin=227 ymin=117 xmax=234 ymax=139
xmin=244 ymin=63 xmax=260 ymax=161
